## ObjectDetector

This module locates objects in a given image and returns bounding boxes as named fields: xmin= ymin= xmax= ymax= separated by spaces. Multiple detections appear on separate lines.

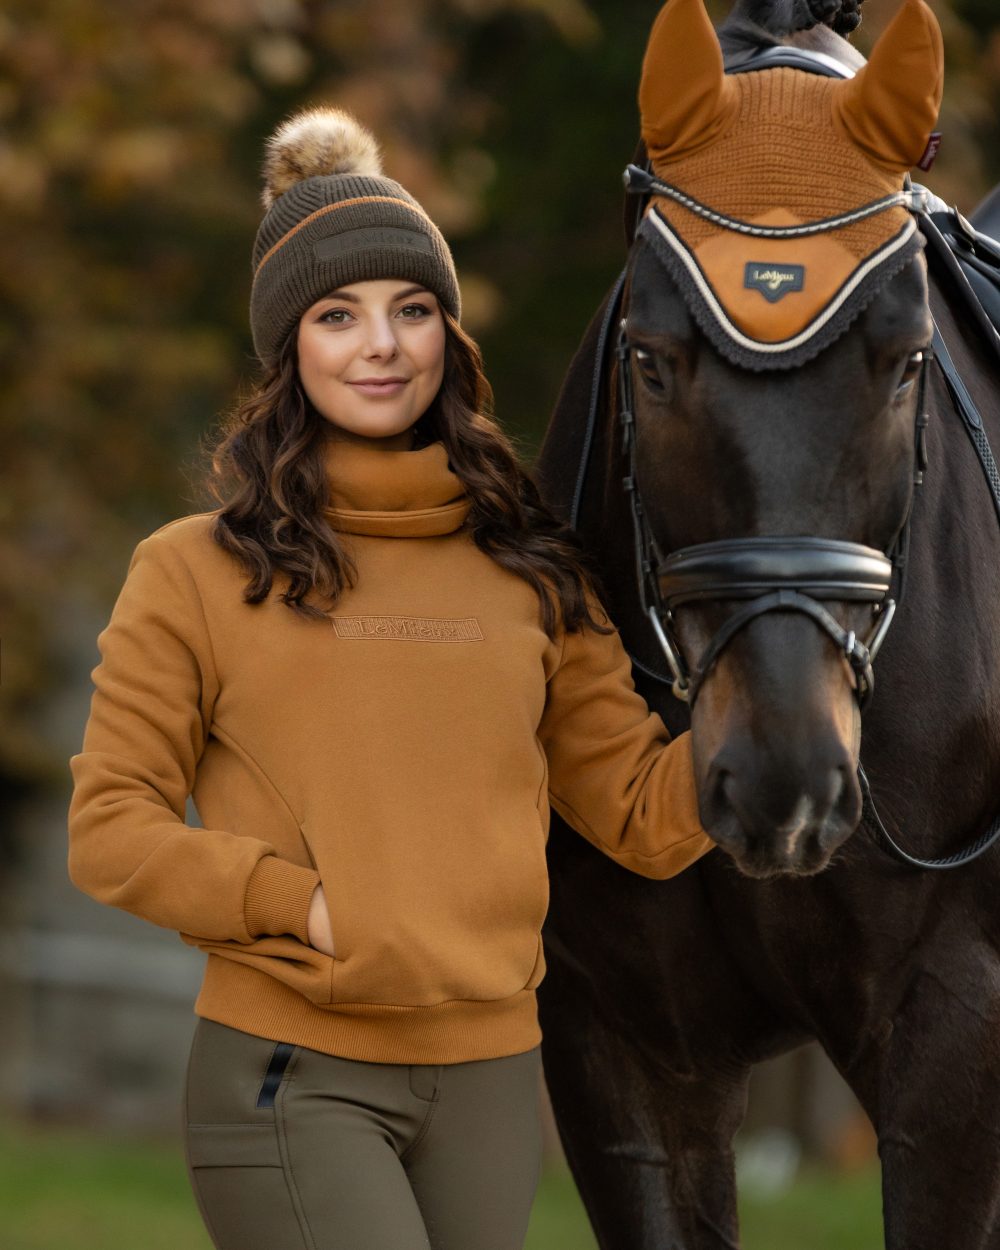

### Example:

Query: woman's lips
xmin=347 ymin=377 xmax=409 ymax=397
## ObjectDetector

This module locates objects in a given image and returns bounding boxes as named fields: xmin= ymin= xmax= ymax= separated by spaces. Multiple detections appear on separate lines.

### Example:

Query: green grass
xmin=0 ymin=1115 xmax=882 ymax=1249
xmin=741 ymin=1166 xmax=883 ymax=1250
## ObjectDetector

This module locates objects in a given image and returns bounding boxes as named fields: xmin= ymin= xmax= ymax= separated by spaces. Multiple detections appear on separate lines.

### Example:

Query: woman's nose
xmin=361 ymin=317 xmax=399 ymax=360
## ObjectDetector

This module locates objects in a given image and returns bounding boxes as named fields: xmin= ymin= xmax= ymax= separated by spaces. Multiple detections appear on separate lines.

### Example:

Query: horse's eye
xmin=634 ymin=347 xmax=668 ymax=394
xmin=895 ymin=349 xmax=926 ymax=399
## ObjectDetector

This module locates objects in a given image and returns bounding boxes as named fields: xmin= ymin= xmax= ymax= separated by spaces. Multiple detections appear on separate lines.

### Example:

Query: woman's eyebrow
xmin=318 ymin=285 xmax=431 ymax=306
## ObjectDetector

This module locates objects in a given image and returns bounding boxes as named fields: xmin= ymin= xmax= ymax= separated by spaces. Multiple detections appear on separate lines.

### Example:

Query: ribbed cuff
xmin=244 ymin=856 xmax=321 ymax=943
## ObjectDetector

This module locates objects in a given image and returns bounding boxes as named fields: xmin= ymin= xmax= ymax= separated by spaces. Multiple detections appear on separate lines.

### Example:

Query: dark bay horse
xmin=535 ymin=1 xmax=1000 ymax=1246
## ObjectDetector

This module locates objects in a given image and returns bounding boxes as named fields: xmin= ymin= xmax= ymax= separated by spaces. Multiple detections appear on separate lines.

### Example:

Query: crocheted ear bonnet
xmin=635 ymin=0 xmax=944 ymax=370
xmin=249 ymin=108 xmax=461 ymax=367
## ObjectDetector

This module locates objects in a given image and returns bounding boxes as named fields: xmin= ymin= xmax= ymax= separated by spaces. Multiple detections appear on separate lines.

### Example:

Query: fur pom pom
xmin=261 ymin=108 xmax=383 ymax=209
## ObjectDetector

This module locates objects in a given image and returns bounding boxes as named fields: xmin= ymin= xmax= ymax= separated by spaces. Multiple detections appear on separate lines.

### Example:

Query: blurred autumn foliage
xmin=1 ymin=0 xmax=998 ymax=824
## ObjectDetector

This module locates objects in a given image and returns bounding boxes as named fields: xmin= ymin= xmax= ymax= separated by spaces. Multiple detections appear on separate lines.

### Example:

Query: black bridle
xmin=616 ymin=315 xmax=926 ymax=711
xmin=570 ymin=207 xmax=1000 ymax=871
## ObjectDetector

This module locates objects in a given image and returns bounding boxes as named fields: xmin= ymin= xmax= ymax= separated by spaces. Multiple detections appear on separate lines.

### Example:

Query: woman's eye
xmin=319 ymin=308 xmax=353 ymax=325
xmin=634 ymin=347 xmax=668 ymax=393
xmin=895 ymin=349 xmax=926 ymax=399
xmin=398 ymin=303 xmax=431 ymax=319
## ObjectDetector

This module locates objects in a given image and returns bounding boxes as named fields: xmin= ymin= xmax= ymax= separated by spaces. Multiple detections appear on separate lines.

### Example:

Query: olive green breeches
xmin=183 ymin=1017 xmax=544 ymax=1250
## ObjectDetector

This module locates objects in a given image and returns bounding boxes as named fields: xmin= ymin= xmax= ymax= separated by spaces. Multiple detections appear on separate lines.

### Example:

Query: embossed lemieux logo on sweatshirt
xmin=332 ymin=616 xmax=484 ymax=643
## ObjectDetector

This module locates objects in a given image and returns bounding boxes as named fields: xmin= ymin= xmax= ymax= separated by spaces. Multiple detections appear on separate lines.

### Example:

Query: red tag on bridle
xmin=917 ymin=132 xmax=943 ymax=172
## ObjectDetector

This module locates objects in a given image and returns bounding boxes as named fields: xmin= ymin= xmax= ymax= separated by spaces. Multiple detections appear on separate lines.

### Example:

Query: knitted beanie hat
xmin=249 ymin=108 xmax=461 ymax=367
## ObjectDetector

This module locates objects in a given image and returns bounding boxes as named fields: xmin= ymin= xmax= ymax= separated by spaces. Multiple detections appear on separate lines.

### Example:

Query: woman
xmin=67 ymin=107 xmax=715 ymax=1250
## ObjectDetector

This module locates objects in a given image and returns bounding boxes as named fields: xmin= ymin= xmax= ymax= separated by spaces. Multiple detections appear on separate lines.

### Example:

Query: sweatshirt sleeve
xmin=537 ymin=605 xmax=715 ymax=879
xmin=67 ymin=531 xmax=320 ymax=944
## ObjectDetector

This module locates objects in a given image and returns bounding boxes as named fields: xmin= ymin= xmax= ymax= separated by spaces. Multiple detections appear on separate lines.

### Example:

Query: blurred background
xmin=2 ymin=0 xmax=996 ymax=1246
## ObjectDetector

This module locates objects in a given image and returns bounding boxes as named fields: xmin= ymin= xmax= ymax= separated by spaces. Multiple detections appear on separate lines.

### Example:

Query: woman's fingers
xmin=306 ymin=882 xmax=336 ymax=956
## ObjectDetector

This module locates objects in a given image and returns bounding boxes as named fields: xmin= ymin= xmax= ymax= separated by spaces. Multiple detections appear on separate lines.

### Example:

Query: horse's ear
xmin=832 ymin=0 xmax=944 ymax=173
xmin=639 ymin=0 xmax=739 ymax=167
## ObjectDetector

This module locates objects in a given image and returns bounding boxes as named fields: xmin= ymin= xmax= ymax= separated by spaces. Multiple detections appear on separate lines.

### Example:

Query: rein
xmin=572 ymin=212 xmax=1000 ymax=871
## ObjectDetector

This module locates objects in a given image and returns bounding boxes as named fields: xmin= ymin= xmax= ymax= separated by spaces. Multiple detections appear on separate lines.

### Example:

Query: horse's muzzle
xmin=700 ymin=733 xmax=863 ymax=876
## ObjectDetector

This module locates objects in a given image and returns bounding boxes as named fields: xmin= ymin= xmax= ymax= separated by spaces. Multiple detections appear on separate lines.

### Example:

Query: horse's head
xmin=626 ymin=0 xmax=942 ymax=875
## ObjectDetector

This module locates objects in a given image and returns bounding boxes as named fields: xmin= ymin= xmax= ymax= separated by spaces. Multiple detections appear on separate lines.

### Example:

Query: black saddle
xmin=931 ymin=190 xmax=1000 ymax=339
xmin=724 ymin=43 xmax=859 ymax=78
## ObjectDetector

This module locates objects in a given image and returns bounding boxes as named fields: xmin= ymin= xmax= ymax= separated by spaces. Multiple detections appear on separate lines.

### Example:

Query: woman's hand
xmin=306 ymin=883 xmax=335 ymax=956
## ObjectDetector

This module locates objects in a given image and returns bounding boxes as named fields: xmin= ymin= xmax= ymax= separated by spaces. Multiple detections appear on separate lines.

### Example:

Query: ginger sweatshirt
xmin=67 ymin=439 xmax=714 ymax=1064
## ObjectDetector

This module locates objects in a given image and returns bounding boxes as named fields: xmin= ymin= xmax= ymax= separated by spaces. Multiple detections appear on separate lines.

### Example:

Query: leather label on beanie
xmin=314 ymin=227 xmax=435 ymax=261
xmin=332 ymin=616 xmax=484 ymax=643
xmin=744 ymin=262 xmax=806 ymax=303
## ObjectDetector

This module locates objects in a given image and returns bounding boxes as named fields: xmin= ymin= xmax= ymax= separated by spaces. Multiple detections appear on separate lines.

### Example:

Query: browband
xmin=623 ymin=165 xmax=929 ymax=238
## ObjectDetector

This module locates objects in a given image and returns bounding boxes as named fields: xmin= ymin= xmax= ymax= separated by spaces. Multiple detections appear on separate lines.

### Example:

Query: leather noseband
xmin=658 ymin=537 xmax=892 ymax=604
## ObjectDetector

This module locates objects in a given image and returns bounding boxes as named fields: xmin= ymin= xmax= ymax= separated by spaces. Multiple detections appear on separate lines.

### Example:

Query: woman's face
xmin=296 ymin=279 xmax=446 ymax=448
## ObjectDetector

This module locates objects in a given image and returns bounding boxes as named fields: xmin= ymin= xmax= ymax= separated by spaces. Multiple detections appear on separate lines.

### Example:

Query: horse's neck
xmin=719 ymin=2 xmax=867 ymax=68
xmin=784 ymin=22 xmax=865 ymax=69
xmin=578 ymin=371 xmax=694 ymax=736
xmin=861 ymin=270 xmax=1000 ymax=821
xmin=535 ymin=278 xmax=687 ymax=727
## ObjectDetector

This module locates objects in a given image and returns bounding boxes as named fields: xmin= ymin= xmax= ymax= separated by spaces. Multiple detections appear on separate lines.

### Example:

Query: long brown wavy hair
xmin=204 ymin=310 xmax=610 ymax=639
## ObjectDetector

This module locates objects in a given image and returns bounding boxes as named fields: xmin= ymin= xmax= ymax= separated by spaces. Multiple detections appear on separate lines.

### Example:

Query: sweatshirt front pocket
xmin=523 ymin=937 xmax=546 ymax=991
xmin=182 ymin=933 xmax=339 ymax=1008
xmin=300 ymin=811 xmax=550 ymax=1009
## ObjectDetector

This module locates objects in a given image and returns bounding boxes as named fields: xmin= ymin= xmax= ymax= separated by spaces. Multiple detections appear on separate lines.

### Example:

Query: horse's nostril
xmin=829 ymin=764 xmax=846 ymax=809
xmin=702 ymin=745 xmax=862 ymax=873
xmin=832 ymin=761 xmax=863 ymax=830
xmin=698 ymin=763 xmax=748 ymax=854
xmin=714 ymin=767 xmax=745 ymax=825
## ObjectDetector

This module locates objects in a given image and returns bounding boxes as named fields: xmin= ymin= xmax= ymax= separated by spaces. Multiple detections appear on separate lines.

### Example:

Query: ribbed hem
xmin=243 ymin=856 xmax=321 ymax=944
xmin=193 ymin=954 xmax=543 ymax=1064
